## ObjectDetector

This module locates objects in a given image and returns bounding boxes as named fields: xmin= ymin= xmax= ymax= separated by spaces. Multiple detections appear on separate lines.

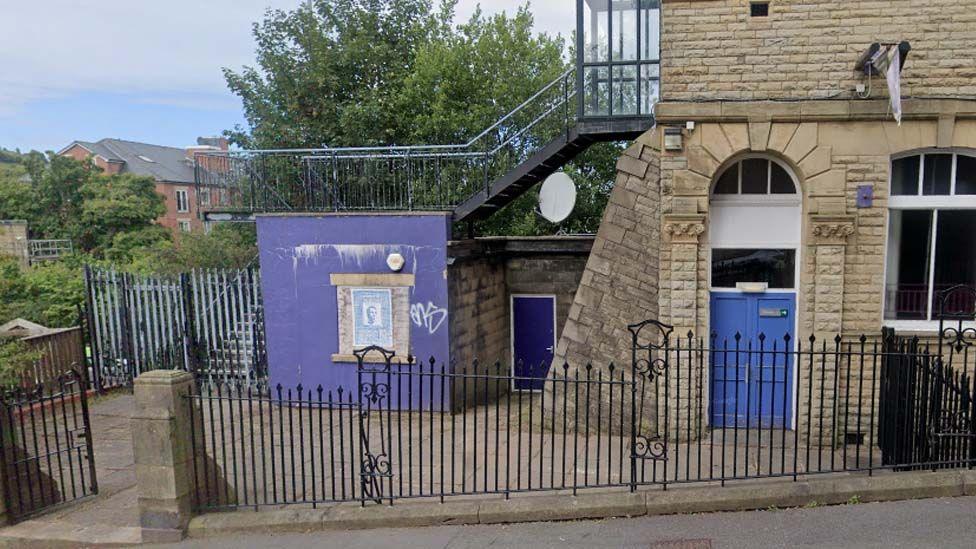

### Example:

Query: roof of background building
xmin=67 ymin=138 xmax=197 ymax=184
xmin=0 ymin=318 xmax=51 ymax=338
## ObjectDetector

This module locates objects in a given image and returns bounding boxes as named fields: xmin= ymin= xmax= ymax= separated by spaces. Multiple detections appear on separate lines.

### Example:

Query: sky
xmin=0 ymin=0 xmax=574 ymax=153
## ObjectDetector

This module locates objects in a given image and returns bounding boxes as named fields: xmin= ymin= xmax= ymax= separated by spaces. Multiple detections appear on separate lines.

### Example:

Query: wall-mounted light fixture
xmin=855 ymin=41 xmax=911 ymax=76
xmin=386 ymin=253 xmax=405 ymax=272
xmin=664 ymin=127 xmax=684 ymax=151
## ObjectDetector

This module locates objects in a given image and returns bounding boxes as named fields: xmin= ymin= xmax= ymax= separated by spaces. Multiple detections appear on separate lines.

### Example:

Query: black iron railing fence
xmin=187 ymin=328 xmax=976 ymax=512
xmin=0 ymin=369 xmax=98 ymax=522
xmin=189 ymin=356 xmax=635 ymax=510
xmin=879 ymin=330 xmax=976 ymax=469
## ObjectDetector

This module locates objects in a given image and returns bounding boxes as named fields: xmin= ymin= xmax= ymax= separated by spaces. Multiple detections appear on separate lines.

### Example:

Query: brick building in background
xmin=58 ymin=137 xmax=228 ymax=236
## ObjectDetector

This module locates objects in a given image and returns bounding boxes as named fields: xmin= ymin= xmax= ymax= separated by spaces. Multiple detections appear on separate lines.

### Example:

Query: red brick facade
xmin=59 ymin=141 xmax=220 ymax=237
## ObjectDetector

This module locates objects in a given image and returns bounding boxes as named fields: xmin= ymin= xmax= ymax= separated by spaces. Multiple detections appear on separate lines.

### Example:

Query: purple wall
xmin=256 ymin=213 xmax=452 ymax=407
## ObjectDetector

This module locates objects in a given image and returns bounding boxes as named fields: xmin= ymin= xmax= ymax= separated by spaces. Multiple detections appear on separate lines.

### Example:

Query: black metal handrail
xmin=194 ymin=68 xmax=579 ymax=216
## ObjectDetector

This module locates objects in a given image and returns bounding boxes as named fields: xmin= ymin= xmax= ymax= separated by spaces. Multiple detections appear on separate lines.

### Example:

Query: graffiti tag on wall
xmin=410 ymin=302 xmax=447 ymax=334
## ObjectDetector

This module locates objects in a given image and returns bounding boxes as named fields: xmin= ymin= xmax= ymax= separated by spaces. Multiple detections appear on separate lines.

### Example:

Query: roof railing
xmin=194 ymin=68 xmax=578 ymax=217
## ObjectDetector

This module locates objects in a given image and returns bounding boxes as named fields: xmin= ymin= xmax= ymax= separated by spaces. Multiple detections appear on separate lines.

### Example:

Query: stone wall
xmin=662 ymin=0 xmax=976 ymax=102
xmin=447 ymin=237 xmax=592 ymax=409
xmin=448 ymin=236 xmax=594 ymax=371
xmin=497 ymin=237 xmax=593 ymax=344
xmin=448 ymin=241 xmax=509 ymax=372
xmin=555 ymin=138 xmax=663 ymax=371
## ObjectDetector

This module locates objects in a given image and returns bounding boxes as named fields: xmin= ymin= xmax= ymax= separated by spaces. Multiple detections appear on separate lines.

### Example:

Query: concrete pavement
xmin=159 ymin=495 xmax=976 ymax=548
xmin=0 ymin=391 xmax=141 ymax=547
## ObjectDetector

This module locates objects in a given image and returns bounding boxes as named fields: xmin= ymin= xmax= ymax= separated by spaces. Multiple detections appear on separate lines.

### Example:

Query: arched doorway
xmin=708 ymin=156 xmax=801 ymax=429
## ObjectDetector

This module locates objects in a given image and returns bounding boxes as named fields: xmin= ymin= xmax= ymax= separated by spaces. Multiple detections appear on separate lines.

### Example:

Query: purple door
xmin=512 ymin=295 xmax=555 ymax=390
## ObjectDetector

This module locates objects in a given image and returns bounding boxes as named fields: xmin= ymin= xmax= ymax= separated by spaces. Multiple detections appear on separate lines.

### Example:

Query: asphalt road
xmin=161 ymin=496 xmax=976 ymax=549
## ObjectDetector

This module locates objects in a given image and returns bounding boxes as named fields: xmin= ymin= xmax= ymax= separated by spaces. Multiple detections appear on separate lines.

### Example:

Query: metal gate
xmin=0 ymin=369 xmax=98 ymax=522
xmin=355 ymin=346 xmax=394 ymax=504
xmin=84 ymin=266 xmax=267 ymax=390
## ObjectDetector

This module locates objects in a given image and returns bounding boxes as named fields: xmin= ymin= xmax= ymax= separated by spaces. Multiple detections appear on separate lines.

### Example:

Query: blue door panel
xmin=512 ymin=296 xmax=555 ymax=390
xmin=709 ymin=295 xmax=751 ymax=426
xmin=709 ymin=292 xmax=794 ymax=429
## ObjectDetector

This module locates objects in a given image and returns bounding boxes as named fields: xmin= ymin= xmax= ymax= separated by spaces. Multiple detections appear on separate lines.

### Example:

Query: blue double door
xmin=512 ymin=295 xmax=555 ymax=391
xmin=710 ymin=292 xmax=795 ymax=428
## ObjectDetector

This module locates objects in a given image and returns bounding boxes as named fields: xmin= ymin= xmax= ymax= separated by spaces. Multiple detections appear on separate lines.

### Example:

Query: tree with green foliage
xmin=0 ymin=337 xmax=41 ymax=389
xmin=0 ymin=255 xmax=86 ymax=328
xmin=0 ymin=152 xmax=168 ymax=257
xmin=225 ymin=0 xmax=617 ymax=235
xmin=76 ymin=172 xmax=167 ymax=255
xmin=225 ymin=0 xmax=454 ymax=148
xmin=126 ymin=224 xmax=258 ymax=276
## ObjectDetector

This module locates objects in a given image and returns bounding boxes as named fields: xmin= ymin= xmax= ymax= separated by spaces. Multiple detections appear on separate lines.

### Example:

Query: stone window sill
xmin=331 ymin=353 xmax=410 ymax=365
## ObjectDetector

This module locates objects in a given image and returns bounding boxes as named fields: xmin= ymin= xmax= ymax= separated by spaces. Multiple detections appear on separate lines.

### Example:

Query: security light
xmin=664 ymin=128 xmax=684 ymax=151
xmin=855 ymin=41 xmax=911 ymax=76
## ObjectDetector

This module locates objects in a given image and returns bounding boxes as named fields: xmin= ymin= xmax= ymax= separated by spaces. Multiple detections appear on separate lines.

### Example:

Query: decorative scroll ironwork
xmin=936 ymin=285 xmax=976 ymax=354
xmin=354 ymin=346 xmax=396 ymax=504
xmin=633 ymin=434 xmax=667 ymax=460
xmin=931 ymin=410 xmax=975 ymax=439
xmin=627 ymin=319 xmax=673 ymax=471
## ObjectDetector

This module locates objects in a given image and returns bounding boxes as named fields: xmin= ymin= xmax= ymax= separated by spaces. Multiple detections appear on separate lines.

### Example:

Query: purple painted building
xmin=257 ymin=213 xmax=452 ymax=405
xmin=256 ymin=211 xmax=592 ymax=409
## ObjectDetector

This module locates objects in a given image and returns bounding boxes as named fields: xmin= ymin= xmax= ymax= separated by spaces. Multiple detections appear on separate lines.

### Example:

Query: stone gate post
xmin=131 ymin=370 xmax=197 ymax=542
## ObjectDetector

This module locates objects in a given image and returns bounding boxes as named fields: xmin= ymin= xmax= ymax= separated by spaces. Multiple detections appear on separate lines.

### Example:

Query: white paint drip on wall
xmin=291 ymin=244 xmax=409 ymax=268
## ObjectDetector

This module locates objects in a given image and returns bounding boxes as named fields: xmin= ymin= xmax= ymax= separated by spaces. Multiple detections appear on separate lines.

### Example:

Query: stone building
xmin=194 ymin=1 xmax=976 ymax=440
xmin=556 ymin=0 xmax=976 ymax=439
xmin=561 ymin=0 xmax=976 ymax=360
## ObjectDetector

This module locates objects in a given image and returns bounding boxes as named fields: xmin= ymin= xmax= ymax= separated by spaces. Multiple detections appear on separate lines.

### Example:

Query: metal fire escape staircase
xmin=194 ymin=67 xmax=655 ymax=224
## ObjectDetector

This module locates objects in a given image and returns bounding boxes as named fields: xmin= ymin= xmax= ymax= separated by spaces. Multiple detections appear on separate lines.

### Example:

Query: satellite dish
xmin=538 ymin=172 xmax=576 ymax=223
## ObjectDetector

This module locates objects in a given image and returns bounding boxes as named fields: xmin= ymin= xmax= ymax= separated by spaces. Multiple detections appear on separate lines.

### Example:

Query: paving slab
xmin=0 ymin=391 xmax=139 ymax=547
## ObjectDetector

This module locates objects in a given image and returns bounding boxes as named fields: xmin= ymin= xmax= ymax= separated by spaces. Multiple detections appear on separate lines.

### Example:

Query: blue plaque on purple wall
xmin=351 ymin=288 xmax=393 ymax=348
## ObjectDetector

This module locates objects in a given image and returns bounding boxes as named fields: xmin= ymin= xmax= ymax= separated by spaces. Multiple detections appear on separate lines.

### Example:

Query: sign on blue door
xmin=710 ymin=292 xmax=794 ymax=428
xmin=512 ymin=295 xmax=555 ymax=391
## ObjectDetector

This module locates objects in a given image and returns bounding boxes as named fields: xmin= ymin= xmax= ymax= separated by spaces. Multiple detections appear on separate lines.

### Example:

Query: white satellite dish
xmin=538 ymin=171 xmax=576 ymax=223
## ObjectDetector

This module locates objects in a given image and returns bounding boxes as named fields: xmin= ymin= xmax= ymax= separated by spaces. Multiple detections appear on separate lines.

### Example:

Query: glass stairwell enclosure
xmin=578 ymin=0 xmax=660 ymax=118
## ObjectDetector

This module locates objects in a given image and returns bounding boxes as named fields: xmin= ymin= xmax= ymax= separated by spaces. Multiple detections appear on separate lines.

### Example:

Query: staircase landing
xmin=454 ymin=117 xmax=653 ymax=222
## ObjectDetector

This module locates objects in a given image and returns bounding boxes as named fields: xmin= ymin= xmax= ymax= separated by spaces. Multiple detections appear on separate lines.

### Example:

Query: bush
xmin=0 ymin=255 xmax=85 ymax=328
xmin=0 ymin=337 xmax=41 ymax=389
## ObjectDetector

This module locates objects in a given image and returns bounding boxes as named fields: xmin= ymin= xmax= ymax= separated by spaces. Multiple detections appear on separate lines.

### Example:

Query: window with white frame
xmin=176 ymin=189 xmax=189 ymax=213
xmin=885 ymin=151 xmax=976 ymax=322
xmin=178 ymin=219 xmax=192 ymax=233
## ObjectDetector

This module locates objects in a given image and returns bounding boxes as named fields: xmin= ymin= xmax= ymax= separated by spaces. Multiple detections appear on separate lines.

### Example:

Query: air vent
xmin=751 ymin=2 xmax=770 ymax=17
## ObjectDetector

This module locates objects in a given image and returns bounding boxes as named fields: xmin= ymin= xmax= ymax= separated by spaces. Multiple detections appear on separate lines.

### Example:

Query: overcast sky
xmin=0 ymin=0 xmax=573 ymax=153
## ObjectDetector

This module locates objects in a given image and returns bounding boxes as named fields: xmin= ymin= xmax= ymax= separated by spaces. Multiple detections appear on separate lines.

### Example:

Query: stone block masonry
xmin=556 ymin=139 xmax=662 ymax=372
xmin=661 ymin=0 xmax=976 ymax=103
xmin=448 ymin=236 xmax=593 ymax=409
xmin=131 ymin=370 xmax=198 ymax=543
